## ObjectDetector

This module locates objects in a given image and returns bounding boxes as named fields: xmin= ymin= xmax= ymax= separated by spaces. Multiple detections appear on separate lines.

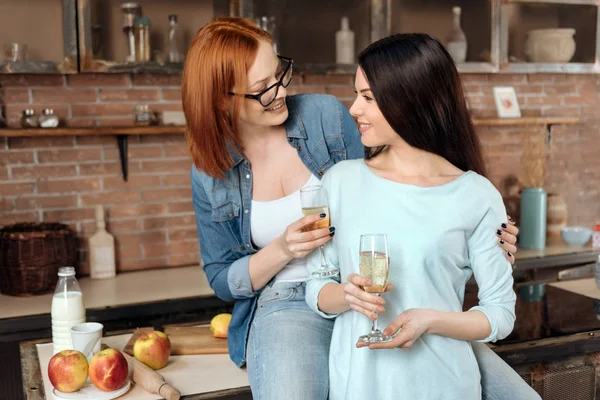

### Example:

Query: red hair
xmin=182 ymin=18 xmax=271 ymax=179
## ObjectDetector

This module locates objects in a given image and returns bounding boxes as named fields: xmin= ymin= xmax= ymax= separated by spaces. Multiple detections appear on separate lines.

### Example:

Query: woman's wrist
xmin=423 ymin=309 xmax=442 ymax=335
xmin=272 ymin=235 xmax=294 ymax=264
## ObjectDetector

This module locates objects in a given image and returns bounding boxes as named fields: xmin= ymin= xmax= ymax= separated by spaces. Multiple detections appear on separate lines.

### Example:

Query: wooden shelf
xmin=501 ymin=63 xmax=600 ymax=74
xmin=0 ymin=126 xmax=186 ymax=137
xmin=507 ymin=0 xmax=599 ymax=5
xmin=472 ymin=117 xmax=582 ymax=126
xmin=0 ymin=118 xmax=581 ymax=138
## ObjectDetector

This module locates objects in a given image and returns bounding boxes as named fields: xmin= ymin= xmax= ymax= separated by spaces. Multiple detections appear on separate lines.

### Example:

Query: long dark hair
xmin=358 ymin=33 xmax=487 ymax=176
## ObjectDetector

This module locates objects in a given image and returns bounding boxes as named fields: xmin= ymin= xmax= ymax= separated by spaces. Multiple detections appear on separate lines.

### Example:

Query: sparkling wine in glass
xmin=358 ymin=233 xmax=392 ymax=343
xmin=300 ymin=185 xmax=339 ymax=279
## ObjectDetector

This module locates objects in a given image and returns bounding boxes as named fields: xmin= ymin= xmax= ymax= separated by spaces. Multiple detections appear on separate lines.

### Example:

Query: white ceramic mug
xmin=71 ymin=322 xmax=103 ymax=362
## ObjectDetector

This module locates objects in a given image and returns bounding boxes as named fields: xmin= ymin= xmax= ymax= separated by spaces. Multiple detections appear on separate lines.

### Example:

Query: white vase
xmin=445 ymin=6 xmax=467 ymax=64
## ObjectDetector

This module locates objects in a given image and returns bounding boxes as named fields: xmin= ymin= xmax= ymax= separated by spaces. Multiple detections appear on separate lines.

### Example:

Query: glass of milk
xmin=51 ymin=267 xmax=86 ymax=354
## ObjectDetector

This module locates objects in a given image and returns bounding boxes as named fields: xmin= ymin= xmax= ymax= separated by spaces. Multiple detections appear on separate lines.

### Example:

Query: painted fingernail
xmin=329 ymin=227 xmax=335 ymax=232
xmin=329 ymin=232 xmax=335 ymax=237
xmin=320 ymin=213 xmax=326 ymax=218
xmin=501 ymin=223 xmax=507 ymax=229
xmin=496 ymin=230 xmax=502 ymax=236
xmin=500 ymin=239 xmax=505 ymax=244
xmin=507 ymin=251 xmax=513 ymax=257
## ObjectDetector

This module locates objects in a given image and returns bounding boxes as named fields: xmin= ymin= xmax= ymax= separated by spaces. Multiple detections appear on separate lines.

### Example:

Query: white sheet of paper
xmin=38 ymin=333 xmax=249 ymax=399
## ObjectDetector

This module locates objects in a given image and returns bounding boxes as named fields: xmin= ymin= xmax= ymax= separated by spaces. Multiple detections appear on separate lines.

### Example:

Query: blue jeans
xmin=473 ymin=341 xmax=542 ymax=400
xmin=247 ymin=281 xmax=540 ymax=400
xmin=246 ymin=281 xmax=333 ymax=400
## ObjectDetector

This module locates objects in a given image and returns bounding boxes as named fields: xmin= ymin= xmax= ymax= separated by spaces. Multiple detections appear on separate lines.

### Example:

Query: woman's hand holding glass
xmin=344 ymin=273 xmax=392 ymax=320
xmin=277 ymin=213 xmax=333 ymax=260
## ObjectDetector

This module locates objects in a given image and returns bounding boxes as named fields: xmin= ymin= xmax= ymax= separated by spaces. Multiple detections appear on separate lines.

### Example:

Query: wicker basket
xmin=0 ymin=223 xmax=78 ymax=297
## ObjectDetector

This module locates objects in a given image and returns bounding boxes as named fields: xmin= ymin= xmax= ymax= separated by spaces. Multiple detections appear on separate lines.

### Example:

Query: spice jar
xmin=134 ymin=16 xmax=151 ymax=62
xmin=121 ymin=2 xmax=141 ymax=62
xmin=20 ymin=109 xmax=38 ymax=128
xmin=38 ymin=109 xmax=59 ymax=128
xmin=134 ymin=104 xmax=153 ymax=126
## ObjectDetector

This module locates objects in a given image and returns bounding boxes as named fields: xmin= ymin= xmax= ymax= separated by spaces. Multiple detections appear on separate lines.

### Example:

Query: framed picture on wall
xmin=493 ymin=87 xmax=521 ymax=118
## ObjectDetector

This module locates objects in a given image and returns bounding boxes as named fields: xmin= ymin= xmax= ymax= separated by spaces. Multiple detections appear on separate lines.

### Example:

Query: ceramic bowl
xmin=561 ymin=226 xmax=592 ymax=246
xmin=525 ymin=28 xmax=576 ymax=63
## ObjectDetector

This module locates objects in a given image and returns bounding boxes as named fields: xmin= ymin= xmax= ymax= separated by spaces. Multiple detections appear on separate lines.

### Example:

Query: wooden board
xmin=123 ymin=327 xmax=229 ymax=356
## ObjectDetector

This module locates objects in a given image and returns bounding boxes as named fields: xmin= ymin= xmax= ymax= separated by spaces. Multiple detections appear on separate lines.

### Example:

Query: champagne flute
xmin=358 ymin=233 xmax=392 ymax=343
xmin=300 ymin=185 xmax=340 ymax=279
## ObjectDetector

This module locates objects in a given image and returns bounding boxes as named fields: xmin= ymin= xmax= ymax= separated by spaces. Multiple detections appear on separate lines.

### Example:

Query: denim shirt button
xmin=244 ymin=209 xmax=249 ymax=214
xmin=246 ymin=243 xmax=251 ymax=248
xmin=245 ymin=174 xmax=250 ymax=179
xmin=318 ymin=171 xmax=324 ymax=176
xmin=297 ymin=146 xmax=302 ymax=151
xmin=288 ymin=138 xmax=293 ymax=143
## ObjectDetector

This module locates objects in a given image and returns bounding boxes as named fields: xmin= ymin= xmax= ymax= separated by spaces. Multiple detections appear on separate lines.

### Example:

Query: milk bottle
xmin=51 ymin=267 xmax=86 ymax=354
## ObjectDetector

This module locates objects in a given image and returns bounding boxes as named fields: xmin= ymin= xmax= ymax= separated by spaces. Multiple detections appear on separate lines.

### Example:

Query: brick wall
xmin=1 ymin=73 xmax=599 ymax=274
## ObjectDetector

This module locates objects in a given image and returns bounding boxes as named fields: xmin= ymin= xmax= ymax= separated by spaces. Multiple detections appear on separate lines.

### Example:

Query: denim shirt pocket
xmin=211 ymin=201 xmax=240 ymax=222
xmin=210 ymin=200 xmax=247 ymax=252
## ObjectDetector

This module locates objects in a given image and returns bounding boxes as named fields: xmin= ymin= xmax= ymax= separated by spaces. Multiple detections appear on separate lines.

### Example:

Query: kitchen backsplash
xmin=1 ymin=73 xmax=599 ymax=274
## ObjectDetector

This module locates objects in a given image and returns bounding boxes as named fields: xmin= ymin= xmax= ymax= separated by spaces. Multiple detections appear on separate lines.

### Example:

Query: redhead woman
xmin=182 ymin=17 xmax=525 ymax=400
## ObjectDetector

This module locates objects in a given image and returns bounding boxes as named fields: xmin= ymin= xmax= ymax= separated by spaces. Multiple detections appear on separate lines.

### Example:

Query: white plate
xmin=52 ymin=380 xmax=131 ymax=400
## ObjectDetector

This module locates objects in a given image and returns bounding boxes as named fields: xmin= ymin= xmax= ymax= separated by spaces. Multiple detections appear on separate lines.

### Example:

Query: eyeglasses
xmin=228 ymin=56 xmax=293 ymax=107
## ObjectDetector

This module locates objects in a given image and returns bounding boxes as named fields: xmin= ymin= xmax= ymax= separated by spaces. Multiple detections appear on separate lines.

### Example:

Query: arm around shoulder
xmin=467 ymin=188 xmax=516 ymax=342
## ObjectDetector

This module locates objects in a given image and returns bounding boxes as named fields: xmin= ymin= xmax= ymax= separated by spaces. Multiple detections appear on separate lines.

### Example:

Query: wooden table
xmin=20 ymin=331 xmax=251 ymax=400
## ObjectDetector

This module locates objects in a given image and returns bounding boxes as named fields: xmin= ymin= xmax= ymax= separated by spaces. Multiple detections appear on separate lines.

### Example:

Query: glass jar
xmin=134 ymin=16 xmax=151 ymax=63
xmin=20 ymin=109 xmax=38 ymax=128
xmin=38 ymin=108 xmax=59 ymax=128
xmin=134 ymin=104 xmax=153 ymax=126
xmin=121 ymin=2 xmax=141 ymax=62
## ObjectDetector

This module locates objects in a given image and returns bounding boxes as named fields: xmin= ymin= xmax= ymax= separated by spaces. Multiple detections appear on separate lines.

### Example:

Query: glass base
xmin=311 ymin=267 xmax=340 ymax=279
xmin=359 ymin=330 xmax=393 ymax=344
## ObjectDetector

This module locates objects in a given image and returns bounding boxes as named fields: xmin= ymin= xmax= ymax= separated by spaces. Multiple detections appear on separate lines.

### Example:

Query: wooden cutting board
xmin=123 ymin=327 xmax=229 ymax=356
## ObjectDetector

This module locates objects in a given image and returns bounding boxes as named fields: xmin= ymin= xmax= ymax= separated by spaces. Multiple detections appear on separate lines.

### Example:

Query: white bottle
xmin=336 ymin=17 xmax=355 ymax=64
xmin=446 ymin=6 xmax=467 ymax=64
xmin=166 ymin=14 xmax=185 ymax=63
xmin=51 ymin=267 xmax=86 ymax=354
xmin=89 ymin=205 xmax=116 ymax=279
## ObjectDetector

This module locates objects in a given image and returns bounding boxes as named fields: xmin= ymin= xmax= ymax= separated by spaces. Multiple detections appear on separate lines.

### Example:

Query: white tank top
xmin=251 ymin=174 xmax=320 ymax=283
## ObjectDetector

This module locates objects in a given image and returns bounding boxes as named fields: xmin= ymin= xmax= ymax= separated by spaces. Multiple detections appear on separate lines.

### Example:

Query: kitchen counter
xmin=0 ymin=265 xmax=213 ymax=320
xmin=0 ymin=266 xmax=229 ymax=345
xmin=514 ymin=244 xmax=599 ymax=271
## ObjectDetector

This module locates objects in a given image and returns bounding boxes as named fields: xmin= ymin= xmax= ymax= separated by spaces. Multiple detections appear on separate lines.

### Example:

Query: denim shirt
xmin=191 ymin=94 xmax=363 ymax=367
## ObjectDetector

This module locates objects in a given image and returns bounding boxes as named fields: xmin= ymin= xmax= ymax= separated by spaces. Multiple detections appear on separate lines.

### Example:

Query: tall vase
xmin=520 ymin=188 xmax=547 ymax=249
xmin=445 ymin=6 xmax=467 ymax=64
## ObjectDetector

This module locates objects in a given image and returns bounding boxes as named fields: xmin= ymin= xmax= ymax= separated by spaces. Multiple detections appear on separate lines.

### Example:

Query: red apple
xmin=48 ymin=350 xmax=89 ymax=393
xmin=89 ymin=348 xmax=129 ymax=392
xmin=133 ymin=330 xmax=171 ymax=370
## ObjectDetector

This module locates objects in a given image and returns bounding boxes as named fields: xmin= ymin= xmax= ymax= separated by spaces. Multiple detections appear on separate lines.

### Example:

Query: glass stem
xmin=319 ymin=245 xmax=327 ymax=269
xmin=371 ymin=312 xmax=379 ymax=333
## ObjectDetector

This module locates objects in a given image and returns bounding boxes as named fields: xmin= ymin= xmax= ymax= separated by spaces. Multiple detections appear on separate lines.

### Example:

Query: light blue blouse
xmin=306 ymin=159 xmax=516 ymax=400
